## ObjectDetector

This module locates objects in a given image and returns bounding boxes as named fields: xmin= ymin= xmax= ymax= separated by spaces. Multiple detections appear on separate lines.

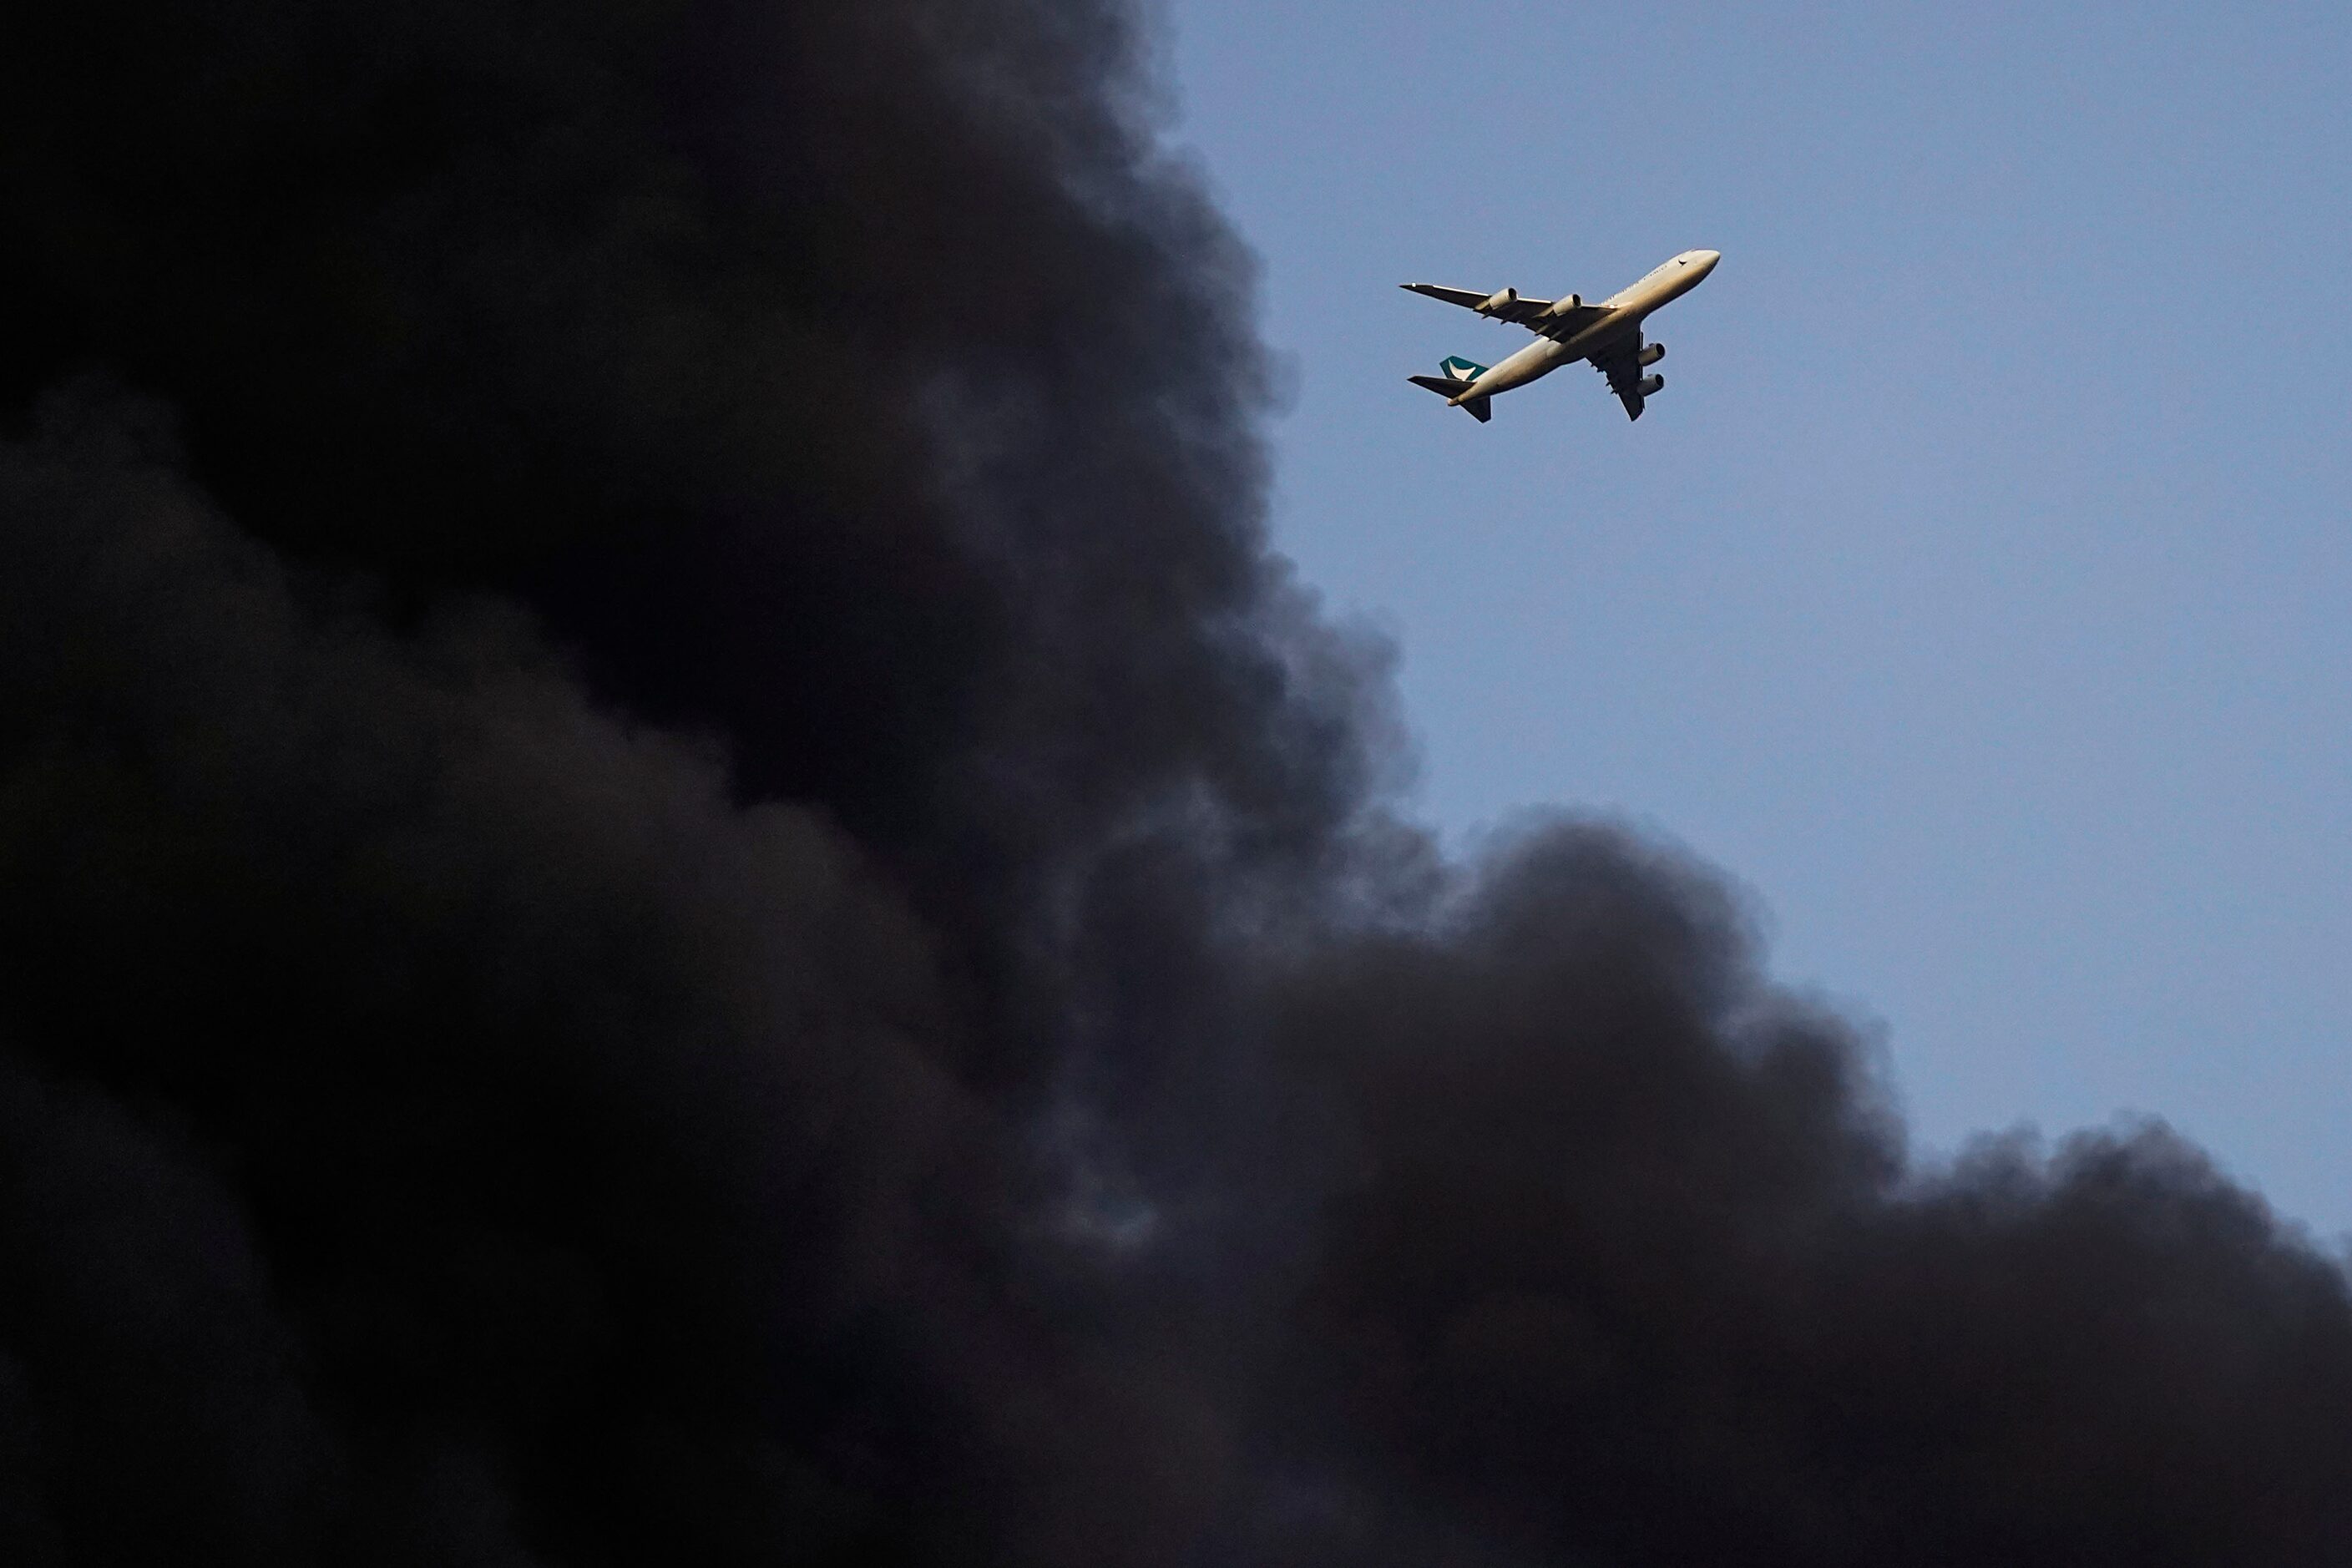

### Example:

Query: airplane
xmin=1402 ymin=249 xmax=1720 ymax=422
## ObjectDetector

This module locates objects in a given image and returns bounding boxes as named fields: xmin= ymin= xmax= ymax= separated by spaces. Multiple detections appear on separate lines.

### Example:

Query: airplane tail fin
xmin=1407 ymin=357 xmax=1493 ymax=422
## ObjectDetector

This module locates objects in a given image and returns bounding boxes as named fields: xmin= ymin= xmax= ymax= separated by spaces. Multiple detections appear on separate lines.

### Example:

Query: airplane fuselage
xmin=1449 ymin=249 xmax=1719 ymax=405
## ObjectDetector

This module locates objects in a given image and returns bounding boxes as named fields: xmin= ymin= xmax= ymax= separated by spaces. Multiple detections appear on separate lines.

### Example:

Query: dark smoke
xmin=1 ymin=2 xmax=2349 ymax=1564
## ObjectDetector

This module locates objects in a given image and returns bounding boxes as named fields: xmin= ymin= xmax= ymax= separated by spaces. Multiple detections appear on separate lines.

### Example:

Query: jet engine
xmin=1638 ymin=342 xmax=1665 ymax=366
xmin=1636 ymin=373 xmax=1665 ymax=397
xmin=1542 ymin=293 xmax=1584 ymax=318
xmin=1478 ymin=287 xmax=1519 ymax=314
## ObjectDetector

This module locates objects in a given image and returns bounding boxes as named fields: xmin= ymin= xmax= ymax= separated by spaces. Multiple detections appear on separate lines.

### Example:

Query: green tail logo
xmin=1440 ymin=356 xmax=1489 ymax=382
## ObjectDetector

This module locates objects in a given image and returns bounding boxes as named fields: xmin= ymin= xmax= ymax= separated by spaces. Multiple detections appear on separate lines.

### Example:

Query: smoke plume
xmin=1 ymin=1 xmax=2348 ymax=1563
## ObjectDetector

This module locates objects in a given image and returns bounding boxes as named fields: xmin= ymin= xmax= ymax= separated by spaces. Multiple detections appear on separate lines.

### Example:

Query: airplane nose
xmin=1697 ymin=250 xmax=1722 ymax=273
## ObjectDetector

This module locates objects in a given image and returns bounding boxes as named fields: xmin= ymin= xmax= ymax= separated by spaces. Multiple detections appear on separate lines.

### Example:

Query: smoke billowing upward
xmin=0 ymin=2 xmax=2347 ymax=1564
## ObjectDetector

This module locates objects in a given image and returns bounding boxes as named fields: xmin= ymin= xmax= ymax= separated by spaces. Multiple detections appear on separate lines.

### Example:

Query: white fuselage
xmin=1456 ymin=249 xmax=1720 ymax=402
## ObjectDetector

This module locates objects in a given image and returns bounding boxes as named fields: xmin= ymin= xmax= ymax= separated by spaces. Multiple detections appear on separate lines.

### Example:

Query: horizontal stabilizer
xmin=1406 ymin=375 xmax=1492 ymax=422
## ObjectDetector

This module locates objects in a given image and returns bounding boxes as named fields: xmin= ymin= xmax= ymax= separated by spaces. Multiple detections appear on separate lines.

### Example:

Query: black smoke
xmin=1 ymin=2 xmax=2349 ymax=1564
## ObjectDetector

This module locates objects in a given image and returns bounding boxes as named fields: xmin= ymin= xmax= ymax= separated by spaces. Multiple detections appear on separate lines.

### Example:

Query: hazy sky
xmin=1166 ymin=1 xmax=2352 ymax=1232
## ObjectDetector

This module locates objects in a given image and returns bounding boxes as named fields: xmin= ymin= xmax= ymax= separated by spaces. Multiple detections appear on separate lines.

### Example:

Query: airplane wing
xmin=1401 ymin=282 xmax=1607 ymax=336
xmin=1590 ymin=337 xmax=1651 ymax=421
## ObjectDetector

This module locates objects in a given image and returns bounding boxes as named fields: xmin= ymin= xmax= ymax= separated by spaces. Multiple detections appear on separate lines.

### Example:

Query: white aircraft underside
xmin=1403 ymin=249 xmax=1719 ymax=422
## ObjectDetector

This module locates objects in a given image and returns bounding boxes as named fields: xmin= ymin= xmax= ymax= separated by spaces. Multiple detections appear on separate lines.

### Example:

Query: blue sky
xmin=1163 ymin=2 xmax=2352 ymax=1232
